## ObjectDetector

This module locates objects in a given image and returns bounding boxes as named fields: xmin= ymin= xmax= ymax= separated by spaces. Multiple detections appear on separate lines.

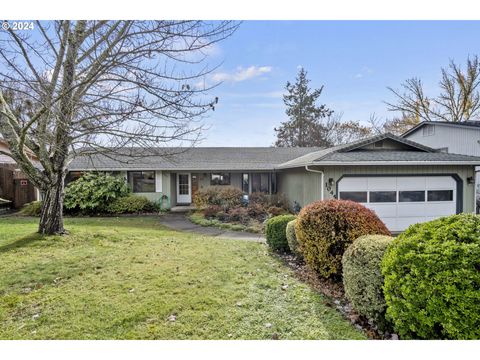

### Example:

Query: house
xmin=0 ymin=139 xmax=40 ymax=208
xmin=68 ymin=133 xmax=480 ymax=232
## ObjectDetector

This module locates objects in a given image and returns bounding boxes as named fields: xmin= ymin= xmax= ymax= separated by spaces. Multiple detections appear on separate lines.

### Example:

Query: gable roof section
xmin=402 ymin=120 xmax=480 ymax=137
xmin=69 ymin=147 xmax=324 ymax=171
xmin=278 ymin=132 xmax=480 ymax=168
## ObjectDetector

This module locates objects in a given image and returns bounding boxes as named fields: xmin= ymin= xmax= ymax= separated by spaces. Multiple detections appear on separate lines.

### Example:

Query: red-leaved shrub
xmin=296 ymin=199 xmax=390 ymax=280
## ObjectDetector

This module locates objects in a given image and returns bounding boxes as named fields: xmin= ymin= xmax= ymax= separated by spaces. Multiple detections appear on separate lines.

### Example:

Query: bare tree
xmin=386 ymin=56 xmax=480 ymax=122
xmin=325 ymin=113 xmax=372 ymax=145
xmin=0 ymin=20 xmax=238 ymax=235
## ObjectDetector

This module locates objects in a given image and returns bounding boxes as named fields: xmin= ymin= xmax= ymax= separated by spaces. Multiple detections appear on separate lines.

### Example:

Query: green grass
xmin=189 ymin=211 xmax=263 ymax=233
xmin=0 ymin=216 xmax=365 ymax=340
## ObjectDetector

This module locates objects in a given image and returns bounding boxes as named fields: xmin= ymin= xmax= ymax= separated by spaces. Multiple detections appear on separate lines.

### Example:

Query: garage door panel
xmin=426 ymin=176 xmax=456 ymax=189
xmin=396 ymin=177 xmax=426 ymax=190
xmin=367 ymin=177 xmax=396 ymax=190
xmin=397 ymin=203 xmax=425 ymax=217
xmin=339 ymin=177 xmax=368 ymax=191
xmin=425 ymin=203 xmax=456 ymax=216
xmin=366 ymin=204 xmax=397 ymax=217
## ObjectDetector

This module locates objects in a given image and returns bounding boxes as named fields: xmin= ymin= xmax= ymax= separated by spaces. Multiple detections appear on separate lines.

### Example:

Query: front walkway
xmin=159 ymin=213 xmax=266 ymax=242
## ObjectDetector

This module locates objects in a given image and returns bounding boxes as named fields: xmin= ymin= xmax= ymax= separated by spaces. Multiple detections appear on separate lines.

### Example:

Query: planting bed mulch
xmin=275 ymin=252 xmax=399 ymax=340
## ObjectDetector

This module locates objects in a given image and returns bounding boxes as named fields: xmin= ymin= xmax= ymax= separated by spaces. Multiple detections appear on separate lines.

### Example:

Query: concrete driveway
xmin=159 ymin=213 xmax=266 ymax=243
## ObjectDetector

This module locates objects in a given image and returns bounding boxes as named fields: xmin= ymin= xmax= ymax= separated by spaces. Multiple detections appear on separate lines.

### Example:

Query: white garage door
xmin=338 ymin=176 xmax=457 ymax=232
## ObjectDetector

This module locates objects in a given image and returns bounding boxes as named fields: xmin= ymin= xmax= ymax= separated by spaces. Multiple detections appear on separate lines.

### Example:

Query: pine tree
xmin=274 ymin=68 xmax=333 ymax=147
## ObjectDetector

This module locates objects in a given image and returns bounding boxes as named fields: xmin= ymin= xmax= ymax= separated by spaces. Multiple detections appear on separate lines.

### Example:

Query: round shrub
xmin=342 ymin=235 xmax=394 ymax=329
xmin=106 ymin=195 xmax=152 ymax=214
xmin=382 ymin=214 xmax=480 ymax=339
xmin=64 ymin=172 xmax=130 ymax=214
xmin=286 ymin=219 xmax=302 ymax=257
xmin=296 ymin=199 xmax=390 ymax=279
xmin=265 ymin=214 xmax=296 ymax=252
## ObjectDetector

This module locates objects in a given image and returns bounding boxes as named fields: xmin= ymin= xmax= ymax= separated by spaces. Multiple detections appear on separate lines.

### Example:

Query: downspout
xmin=305 ymin=165 xmax=324 ymax=200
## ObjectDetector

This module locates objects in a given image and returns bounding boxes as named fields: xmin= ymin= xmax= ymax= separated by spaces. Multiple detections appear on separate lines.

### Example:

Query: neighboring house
xmin=402 ymin=120 xmax=480 ymax=213
xmin=0 ymin=139 xmax=40 ymax=208
xmin=69 ymin=133 xmax=480 ymax=232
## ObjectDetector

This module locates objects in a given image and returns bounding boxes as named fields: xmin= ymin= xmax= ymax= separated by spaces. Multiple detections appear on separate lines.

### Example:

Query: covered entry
xmin=338 ymin=175 xmax=459 ymax=232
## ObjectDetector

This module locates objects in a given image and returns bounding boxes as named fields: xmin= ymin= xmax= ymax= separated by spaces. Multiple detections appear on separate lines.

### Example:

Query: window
xmin=66 ymin=171 xmax=84 ymax=184
xmin=428 ymin=190 xmax=453 ymax=202
xmin=242 ymin=173 xmax=249 ymax=193
xmin=210 ymin=173 xmax=230 ymax=186
xmin=339 ymin=191 xmax=367 ymax=203
xmin=178 ymin=174 xmax=189 ymax=195
xmin=422 ymin=125 xmax=435 ymax=137
xmin=251 ymin=173 xmax=269 ymax=193
xmin=127 ymin=171 xmax=155 ymax=193
xmin=399 ymin=190 xmax=425 ymax=202
xmin=369 ymin=191 xmax=396 ymax=203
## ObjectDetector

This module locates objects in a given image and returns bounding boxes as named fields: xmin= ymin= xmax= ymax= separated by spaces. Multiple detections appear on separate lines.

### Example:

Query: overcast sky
xmin=198 ymin=21 xmax=480 ymax=146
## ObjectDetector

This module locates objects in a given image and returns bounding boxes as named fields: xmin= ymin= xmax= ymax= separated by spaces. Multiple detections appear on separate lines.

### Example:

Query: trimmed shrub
xmin=193 ymin=186 xmax=242 ymax=209
xmin=64 ymin=172 xmax=130 ymax=214
xmin=18 ymin=201 xmax=42 ymax=216
xmin=106 ymin=195 xmax=153 ymax=214
xmin=265 ymin=214 xmax=296 ymax=252
xmin=296 ymin=199 xmax=390 ymax=279
xmin=247 ymin=203 xmax=267 ymax=221
xmin=286 ymin=219 xmax=302 ymax=257
xmin=382 ymin=214 xmax=480 ymax=339
xmin=342 ymin=235 xmax=394 ymax=329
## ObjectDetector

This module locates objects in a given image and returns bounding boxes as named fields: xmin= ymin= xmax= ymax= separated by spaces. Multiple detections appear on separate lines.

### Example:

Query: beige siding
xmin=277 ymin=168 xmax=322 ymax=207
xmin=195 ymin=172 xmax=243 ymax=190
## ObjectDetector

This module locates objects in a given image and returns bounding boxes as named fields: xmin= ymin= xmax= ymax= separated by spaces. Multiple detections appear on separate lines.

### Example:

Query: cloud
xmin=212 ymin=66 xmax=273 ymax=83
xmin=354 ymin=66 xmax=374 ymax=79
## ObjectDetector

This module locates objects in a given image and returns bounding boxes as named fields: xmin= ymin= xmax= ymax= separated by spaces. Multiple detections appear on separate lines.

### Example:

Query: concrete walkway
xmin=159 ymin=213 xmax=266 ymax=243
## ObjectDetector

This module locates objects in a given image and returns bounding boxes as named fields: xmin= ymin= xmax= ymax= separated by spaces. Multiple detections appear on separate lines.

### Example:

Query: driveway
xmin=159 ymin=213 xmax=266 ymax=242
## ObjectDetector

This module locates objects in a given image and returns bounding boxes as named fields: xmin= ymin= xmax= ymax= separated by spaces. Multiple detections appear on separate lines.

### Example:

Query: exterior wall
xmin=195 ymin=172 xmax=243 ymax=190
xmin=405 ymin=124 xmax=480 ymax=156
xmin=277 ymin=168 xmax=322 ymax=208
xmin=129 ymin=171 xmax=172 ymax=209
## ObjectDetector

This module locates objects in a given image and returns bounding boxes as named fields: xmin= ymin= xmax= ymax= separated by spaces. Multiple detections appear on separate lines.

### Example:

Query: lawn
xmin=0 ymin=216 xmax=365 ymax=340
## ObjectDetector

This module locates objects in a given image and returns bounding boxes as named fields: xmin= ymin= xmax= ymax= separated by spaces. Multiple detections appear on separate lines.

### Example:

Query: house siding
xmin=278 ymin=165 xmax=476 ymax=213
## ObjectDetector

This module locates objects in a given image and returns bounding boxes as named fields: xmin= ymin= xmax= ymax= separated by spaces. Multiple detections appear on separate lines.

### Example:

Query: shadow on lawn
xmin=0 ymin=233 xmax=44 ymax=254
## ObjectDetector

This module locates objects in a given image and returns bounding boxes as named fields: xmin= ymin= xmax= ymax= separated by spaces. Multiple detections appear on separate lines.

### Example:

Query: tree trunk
xmin=38 ymin=176 xmax=66 ymax=235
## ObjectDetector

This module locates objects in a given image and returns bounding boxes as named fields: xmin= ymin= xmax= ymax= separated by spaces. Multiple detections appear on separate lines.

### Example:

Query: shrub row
xmin=193 ymin=186 xmax=243 ymax=209
xmin=265 ymin=214 xmax=296 ymax=251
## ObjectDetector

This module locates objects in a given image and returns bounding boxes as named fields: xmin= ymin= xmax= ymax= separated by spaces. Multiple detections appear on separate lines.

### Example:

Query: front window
xmin=339 ymin=191 xmax=368 ymax=203
xmin=427 ymin=190 xmax=453 ymax=202
xmin=210 ymin=173 xmax=231 ymax=186
xmin=128 ymin=171 xmax=155 ymax=192
xmin=251 ymin=173 xmax=270 ymax=193
xmin=66 ymin=171 xmax=84 ymax=184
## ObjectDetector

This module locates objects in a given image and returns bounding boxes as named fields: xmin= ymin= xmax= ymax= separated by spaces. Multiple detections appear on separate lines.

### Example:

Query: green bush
xmin=106 ymin=195 xmax=154 ymax=214
xmin=296 ymin=199 xmax=390 ymax=279
xmin=342 ymin=235 xmax=394 ymax=329
xmin=382 ymin=214 xmax=480 ymax=339
xmin=193 ymin=186 xmax=243 ymax=209
xmin=286 ymin=219 xmax=302 ymax=257
xmin=265 ymin=214 xmax=296 ymax=252
xmin=18 ymin=201 xmax=42 ymax=216
xmin=64 ymin=172 xmax=130 ymax=214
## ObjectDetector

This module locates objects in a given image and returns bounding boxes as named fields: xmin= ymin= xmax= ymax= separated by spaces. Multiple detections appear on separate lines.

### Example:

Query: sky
xmin=198 ymin=21 xmax=480 ymax=146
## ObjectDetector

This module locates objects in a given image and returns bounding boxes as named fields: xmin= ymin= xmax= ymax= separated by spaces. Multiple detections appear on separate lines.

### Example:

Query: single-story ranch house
xmin=69 ymin=133 xmax=480 ymax=232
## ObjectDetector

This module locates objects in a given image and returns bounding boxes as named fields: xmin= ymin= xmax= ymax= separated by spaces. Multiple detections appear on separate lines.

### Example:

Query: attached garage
xmin=337 ymin=175 xmax=460 ymax=232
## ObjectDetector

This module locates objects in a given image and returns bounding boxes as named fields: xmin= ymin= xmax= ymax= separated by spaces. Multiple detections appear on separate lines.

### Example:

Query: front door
xmin=176 ymin=173 xmax=192 ymax=204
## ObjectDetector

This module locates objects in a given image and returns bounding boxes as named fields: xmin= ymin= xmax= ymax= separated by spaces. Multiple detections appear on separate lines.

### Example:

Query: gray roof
xmin=69 ymin=147 xmax=324 ymax=171
xmin=402 ymin=120 xmax=480 ymax=137
xmin=278 ymin=133 xmax=480 ymax=168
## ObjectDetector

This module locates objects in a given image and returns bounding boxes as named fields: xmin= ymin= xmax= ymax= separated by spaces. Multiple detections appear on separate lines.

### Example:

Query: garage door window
xmin=339 ymin=191 xmax=367 ymax=203
xmin=399 ymin=191 xmax=425 ymax=202
xmin=369 ymin=191 xmax=396 ymax=203
xmin=427 ymin=190 xmax=453 ymax=202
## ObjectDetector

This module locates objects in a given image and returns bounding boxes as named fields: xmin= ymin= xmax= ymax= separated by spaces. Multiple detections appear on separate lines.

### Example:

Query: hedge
xmin=342 ymin=235 xmax=394 ymax=329
xmin=265 ymin=214 xmax=297 ymax=252
xmin=286 ymin=219 xmax=301 ymax=257
xmin=382 ymin=214 xmax=480 ymax=339
xmin=296 ymin=199 xmax=390 ymax=279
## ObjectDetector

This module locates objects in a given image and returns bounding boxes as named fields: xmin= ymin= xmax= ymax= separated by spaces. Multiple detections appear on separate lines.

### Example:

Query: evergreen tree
xmin=274 ymin=68 xmax=333 ymax=147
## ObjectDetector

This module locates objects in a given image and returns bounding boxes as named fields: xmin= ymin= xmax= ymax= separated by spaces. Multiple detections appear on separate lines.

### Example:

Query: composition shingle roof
xmin=69 ymin=147 xmax=324 ymax=171
xmin=402 ymin=120 xmax=480 ymax=137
